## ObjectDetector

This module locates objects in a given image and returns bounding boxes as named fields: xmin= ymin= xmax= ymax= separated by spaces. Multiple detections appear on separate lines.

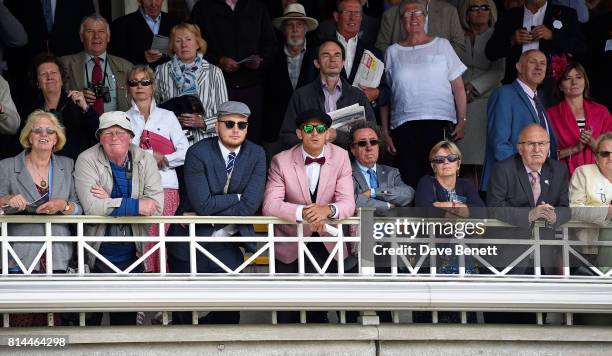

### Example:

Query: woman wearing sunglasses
xmin=546 ymin=59 xmax=612 ymax=177
xmin=0 ymin=111 xmax=80 ymax=273
xmin=569 ymin=133 xmax=612 ymax=323
xmin=125 ymin=64 xmax=189 ymax=273
xmin=30 ymin=53 xmax=100 ymax=161
xmin=456 ymin=0 xmax=503 ymax=185
xmin=413 ymin=140 xmax=483 ymax=323
xmin=415 ymin=140 xmax=485 ymax=220
xmin=155 ymin=23 xmax=228 ymax=145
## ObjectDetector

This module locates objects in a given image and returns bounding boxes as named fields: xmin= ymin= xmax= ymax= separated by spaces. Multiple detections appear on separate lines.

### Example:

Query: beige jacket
xmin=569 ymin=164 xmax=612 ymax=255
xmin=74 ymin=143 xmax=163 ymax=267
xmin=60 ymin=51 xmax=133 ymax=112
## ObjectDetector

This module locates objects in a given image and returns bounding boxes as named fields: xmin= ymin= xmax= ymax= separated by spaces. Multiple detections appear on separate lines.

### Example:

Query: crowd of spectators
xmin=0 ymin=0 xmax=610 ymax=326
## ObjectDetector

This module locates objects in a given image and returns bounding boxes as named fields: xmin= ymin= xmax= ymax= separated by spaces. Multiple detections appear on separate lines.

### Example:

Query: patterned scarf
xmin=170 ymin=53 xmax=203 ymax=96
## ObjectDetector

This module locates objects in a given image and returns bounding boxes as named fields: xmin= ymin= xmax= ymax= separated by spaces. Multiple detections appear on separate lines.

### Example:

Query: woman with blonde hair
xmin=155 ymin=23 xmax=228 ymax=144
xmin=0 ymin=111 xmax=80 ymax=270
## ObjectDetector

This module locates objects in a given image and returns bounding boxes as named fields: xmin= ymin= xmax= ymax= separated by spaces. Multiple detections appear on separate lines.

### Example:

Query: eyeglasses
xmin=402 ymin=10 xmax=426 ymax=18
xmin=127 ymin=79 xmax=153 ymax=87
xmin=430 ymin=154 xmax=460 ymax=164
xmin=31 ymin=127 xmax=57 ymax=135
xmin=468 ymin=5 xmax=490 ymax=12
xmin=219 ymin=120 xmax=248 ymax=130
xmin=518 ymin=141 xmax=550 ymax=149
xmin=100 ymin=130 xmax=130 ymax=139
xmin=339 ymin=10 xmax=362 ymax=17
xmin=597 ymin=151 xmax=612 ymax=158
xmin=353 ymin=139 xmax=379 ymax=147
xmin=302 ymin=124 xmax=328 ymax=134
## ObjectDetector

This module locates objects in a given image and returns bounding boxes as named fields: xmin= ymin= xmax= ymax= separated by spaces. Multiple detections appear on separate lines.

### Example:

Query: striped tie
xmin=226 ymin=152 xmax=236 ymax=175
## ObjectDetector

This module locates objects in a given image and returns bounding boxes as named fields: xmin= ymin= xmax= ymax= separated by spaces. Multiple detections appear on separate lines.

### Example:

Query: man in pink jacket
xmin=262 ymin=109 xmax=356 ymax=323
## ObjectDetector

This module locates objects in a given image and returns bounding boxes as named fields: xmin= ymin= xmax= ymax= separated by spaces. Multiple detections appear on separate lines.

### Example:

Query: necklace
xmin=26 ymin=156 xmax=49 ymax=188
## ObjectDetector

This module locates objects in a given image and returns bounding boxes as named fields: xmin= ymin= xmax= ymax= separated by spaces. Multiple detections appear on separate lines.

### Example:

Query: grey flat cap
xmin=96 ymin=111 xmax=134 ymax=139
xmin=218 ymin=101 xmax=251 ymax=118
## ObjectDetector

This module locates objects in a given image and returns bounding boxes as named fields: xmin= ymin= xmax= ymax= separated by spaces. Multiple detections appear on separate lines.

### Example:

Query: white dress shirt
xmin=295 ymin=147 xmax=340 ymax=222
xmin=337 ymin=31 xmax=359 ymax=78
xmin=522 ymin=2 xmax=548 ymax=52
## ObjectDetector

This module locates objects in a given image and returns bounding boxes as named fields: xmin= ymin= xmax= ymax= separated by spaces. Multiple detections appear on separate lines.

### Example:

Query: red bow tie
xmin=305 ymin=157 xmax=325 ymax=165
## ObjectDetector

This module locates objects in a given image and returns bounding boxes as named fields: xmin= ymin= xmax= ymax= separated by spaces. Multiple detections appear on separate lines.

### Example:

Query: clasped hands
xmin=302 ymin=204 xmax=332 ymax=234
xmin=528 ymin=201 xmax=557 ymax=226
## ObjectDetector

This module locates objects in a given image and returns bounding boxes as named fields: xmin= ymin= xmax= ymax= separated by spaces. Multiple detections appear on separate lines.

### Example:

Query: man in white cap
xmin=168 ymin=101 xmax=266 ymax=325
xmin=74 ymin=111 xmax=163 ymax=325
xmin=265 ymin=3 xmax=319 ymax=143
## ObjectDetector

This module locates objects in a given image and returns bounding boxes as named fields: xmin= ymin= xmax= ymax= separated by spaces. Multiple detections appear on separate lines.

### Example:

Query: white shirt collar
xmin=218 ymin=140 xmax=241 ymax=163
xmin=517 ymin=79 xmax=537 ymax=99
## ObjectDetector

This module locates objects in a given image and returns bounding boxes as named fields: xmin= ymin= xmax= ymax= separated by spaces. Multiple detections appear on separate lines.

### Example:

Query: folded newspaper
xmin=151 ymin=35 xmax=169 ymax=54
xmin=0 ymin=193 xmax=49 ymax=215
xmin=328 ymin=104 xmax=366 ymax=131
xmin=352 ymin=49 xmax=384 ymax=88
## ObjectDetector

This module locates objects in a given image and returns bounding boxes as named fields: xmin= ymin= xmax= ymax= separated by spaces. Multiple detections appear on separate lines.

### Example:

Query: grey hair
xmin=79 ymin=14 xmax=110 ymax=38
xmin=400 ymin=0 xmax=428 ymax=14
xmin=595 ymin=132 xmax=612 ymax=153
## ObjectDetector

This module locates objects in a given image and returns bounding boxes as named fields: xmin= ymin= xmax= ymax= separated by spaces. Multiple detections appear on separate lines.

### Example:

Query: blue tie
xmin=367 ymin=168 xmax=378 ymax=189
xmin=41 ymin=0 xmax=53 ymax=32
xmin=226 ymin=152 xmax=236 ymax=175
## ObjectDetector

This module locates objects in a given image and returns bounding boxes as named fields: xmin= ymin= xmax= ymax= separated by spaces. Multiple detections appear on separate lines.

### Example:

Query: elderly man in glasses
xmin=263 ymin=109 xmax=355 ymax=323
xmin=350 ymin=121 xmax=414 ymax=210
xmin=74 ymin=111 xmax=163 ymax=325
xmin=167 ymin=100 xmax=266 ymax=325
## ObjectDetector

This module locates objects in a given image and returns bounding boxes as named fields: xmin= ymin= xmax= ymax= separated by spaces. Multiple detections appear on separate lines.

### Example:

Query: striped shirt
xmin=155 ymin=57 xmax=228 ymax=145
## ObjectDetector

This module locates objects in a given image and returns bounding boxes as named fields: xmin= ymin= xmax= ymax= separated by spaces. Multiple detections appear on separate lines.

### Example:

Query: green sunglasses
xmin=302 ymin=124 xmax=328 ymax=134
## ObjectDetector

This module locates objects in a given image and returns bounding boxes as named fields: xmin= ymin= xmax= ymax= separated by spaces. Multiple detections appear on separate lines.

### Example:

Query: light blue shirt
xmin=84 ymin=52 xmax=118 ymax=112
xmin=356 ymin=161 xmax=377 ymax=198
xmin=140 ymin=7 xmax=161 ymax=34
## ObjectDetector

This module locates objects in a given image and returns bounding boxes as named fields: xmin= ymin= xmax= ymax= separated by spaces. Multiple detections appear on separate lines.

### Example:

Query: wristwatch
xmin=327 ymin=204 xmax=337 ymax=219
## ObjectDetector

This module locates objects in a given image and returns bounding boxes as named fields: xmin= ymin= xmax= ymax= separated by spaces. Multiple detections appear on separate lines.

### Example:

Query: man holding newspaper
xmin=279 ymin=38 xmax=377 ymax=150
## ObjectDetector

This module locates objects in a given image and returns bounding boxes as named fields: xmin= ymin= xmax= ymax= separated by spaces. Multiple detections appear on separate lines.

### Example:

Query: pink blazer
xmin=262 ymin=143 xmax=356 ymax=264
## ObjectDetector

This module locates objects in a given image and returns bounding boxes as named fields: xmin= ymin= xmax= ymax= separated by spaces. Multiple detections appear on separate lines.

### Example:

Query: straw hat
xmin=272 ymin=3 xmax=319 ymax=32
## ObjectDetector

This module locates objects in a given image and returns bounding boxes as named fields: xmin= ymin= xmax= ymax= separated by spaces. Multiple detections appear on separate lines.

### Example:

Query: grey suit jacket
xmin=0 ymin=152 xmax=81 ymax=271
xmin=375 ymin=0 xmax=465 ymax=54
xmin=60 ymin=51 xmax=133 ymax=112
xmin=352 ymin=161 xmax=414 ymax=209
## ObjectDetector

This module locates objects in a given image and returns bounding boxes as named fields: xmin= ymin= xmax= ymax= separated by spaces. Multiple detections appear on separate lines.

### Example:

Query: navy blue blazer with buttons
xmin=167 ymin=137 xmax=266 ymax=262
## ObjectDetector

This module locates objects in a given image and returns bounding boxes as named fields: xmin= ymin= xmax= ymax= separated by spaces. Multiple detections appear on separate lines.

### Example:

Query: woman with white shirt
xmin=569 ymin=132 xmax=612 ymax=323
xmin=126 ymin=64 xmax=189 ymax=272
xmin=570 ymin=132 xmax=612 ymax=268
xmin=380 ymin=0 xmax=467 ymax=188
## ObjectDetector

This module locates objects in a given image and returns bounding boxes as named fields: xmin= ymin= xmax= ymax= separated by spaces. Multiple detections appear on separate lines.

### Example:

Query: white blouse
xmin=127 ymin=99 xmax=189 ymax=190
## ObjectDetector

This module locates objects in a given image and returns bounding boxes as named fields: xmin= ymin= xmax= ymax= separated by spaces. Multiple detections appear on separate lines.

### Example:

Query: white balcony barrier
xmin=1 ymin=212 xmax=612 ymax=327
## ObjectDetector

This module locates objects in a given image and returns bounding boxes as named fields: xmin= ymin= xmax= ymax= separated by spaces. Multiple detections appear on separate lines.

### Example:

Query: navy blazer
xmin=167 ymin=137 xmax=266 ymax=262
xmin=485 ymin=4 xmax=586 ymax=84
xmin=109 ymin=10 xmax=178 ymax=67
xmin=481 ymin=80 xmax=558 ymax=191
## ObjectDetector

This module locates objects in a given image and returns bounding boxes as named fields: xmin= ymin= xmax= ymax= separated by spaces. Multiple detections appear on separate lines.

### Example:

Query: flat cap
xmin=218 ymin=101 xmax=250 ymax=118
xmin=295 ymin=109 xmax=332 ymax=128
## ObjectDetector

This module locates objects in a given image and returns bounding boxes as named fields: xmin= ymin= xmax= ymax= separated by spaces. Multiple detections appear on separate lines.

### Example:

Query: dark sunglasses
xmin=598 ymin=151 xmax=612 ymax=158
xmin=468 ymin=4 xmax=490 ymax=12
xmin=219 ymin=120 xmax=248 ymax=130
xmin=431 ymin=154 xmax=460 ymax=164
xmin=31 ymin=127 xmax=57 ymax=135
xmin=127 ymin=79 xmax=153 ymax=87
xmin=353 ymin=139 xmax=379 ymax=147
xmin=302 ymin=124 xmax=328 ymax=134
